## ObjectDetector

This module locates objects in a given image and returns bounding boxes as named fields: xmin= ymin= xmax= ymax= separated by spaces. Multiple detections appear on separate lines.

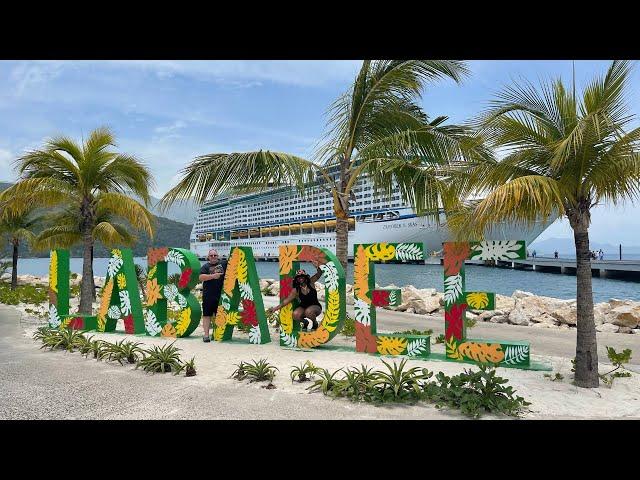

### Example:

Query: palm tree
xmin=36 ymin=200 xmax=144 ymax=300
xmin=0 ymin=127 xmax=155 ymax=314
xmin=448 ymin=61 xmax=640 ymax=388
xmin=161 ymin=60 xmax=481 ymax=269
xmin=0 ymin=207 xmax=42 ymax=290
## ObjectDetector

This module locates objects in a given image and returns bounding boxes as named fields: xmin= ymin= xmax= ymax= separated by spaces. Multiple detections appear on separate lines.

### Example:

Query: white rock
xmin=530 ymin=313 xmax=559 ymax=325
xmin=478 ymin=310 xmax=504 ymax=321
xmin=593 ymin=302 xmax=611 ymax=326
xmin=512 ymin=290 xmax=535 ymax=299
xmin=632 ymin=329 xmax=640 ymax=334
xmin=259 ymin=279 xmax=271 ymax=291
xmin=596 ymin=323 xmax=619 ymax=333
xmin=607 ymin=305 xmax=640 ymax=328
xmin=490 ymin=314 xmax=510 ymax=324
xmin=496 ymin=294 xmax=515 ymax=311
xmin=618 ymin=326 xmax=633 ymax=334
xmin=551 ymin=305 xmax=577 ymax=326
xmin=406 ymin=307 xmax=415 ymax=314
xmin=608 ymin=298 xmax=630 ymax=308
xmin=508 ymin=308 xmax=530 ymax=326
xmin=266 ymin=282 xmax=280 ymax=296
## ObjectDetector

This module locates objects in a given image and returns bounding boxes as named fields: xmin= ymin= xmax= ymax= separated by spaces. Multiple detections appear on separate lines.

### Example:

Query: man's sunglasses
xmin=208 ymin=254 xmax=218 ymax=257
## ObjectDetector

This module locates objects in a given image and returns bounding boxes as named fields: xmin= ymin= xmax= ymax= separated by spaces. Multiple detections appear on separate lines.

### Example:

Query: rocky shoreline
xmin=7 ymin=274 xmax=640 ymax=334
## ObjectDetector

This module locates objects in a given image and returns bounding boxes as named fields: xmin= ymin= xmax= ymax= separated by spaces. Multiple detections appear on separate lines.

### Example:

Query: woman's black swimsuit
xmin=298 ymin=286 xmax=321 ymax=309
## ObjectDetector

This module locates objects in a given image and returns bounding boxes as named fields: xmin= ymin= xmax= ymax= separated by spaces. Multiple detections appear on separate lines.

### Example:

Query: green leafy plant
xmin=244 ymin=358 xmax=279 ymax=384
xmin=434 ymin=334 xmax=445 ymax=344
xmin=103 ymin=339 xmax=144 ymax=365
xmin=544 ymin=372 xmax=564 ymax=382
xmin=599 ymin=346 xmax=633 ymax=387
xmin=290 ymin=361 xmax=318 ymax=383
xmin=40 ymin=328 xmax=86 ymax=352
xmin=333 ymin=364 xmax=378 ymax=402
xmin=393 ymin=328 xmax=433 ymax=336
xmin=370 ymin=359 xmax=432 ymax=403
xmin=265 ymin=310 xmax=280 ymax=329
xmin=230 ymin=361 xmax=249 ymax=381
xmin=425 ymin=364 xmax=531 ymax=418
xmin=236 ymin=320 xmax=252 ymax=334
xmin=86 ymin=339 xmax=106 ymax=359
xmin=307 ymin=368 xmax=344 ymax=395
xmin=32 ymin=325 xmax=54 ymax=341
xmin=183 ymin=357 xmax=196 ymax=377
xmin=464 ymin=317 xmax=477 ymax=329
xmin=342 ymin=314 xmax=355 ymax=337
xmin=136 ymin=341 xmax=183 ymax=373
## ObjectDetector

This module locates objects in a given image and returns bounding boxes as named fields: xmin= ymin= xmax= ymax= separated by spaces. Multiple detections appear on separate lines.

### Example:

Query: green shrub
xmin=243 ymin=358 xmax=278 ymax=383
xmin=231 ymin=361 xmax=249 ymax=381
xmin=0 ymin=281 xmax=49 ymax=305
xmin=333 ymin=364 xmax=378 ymax=402
xmin=370 ymin=359 xmax=432 ymax=403
xmin=393 ymin=329 xmax=433 ymax=336
xmin=544 ymin=372 xmax=564 ymax=382
xmin=307 ymin=368 xmax=344 ymax=395
xmin=136 ymin=342 xmax=183 ymax=373
xmin=434 ymin=334 xmax=445 ymax=344
xmin=342 ymin=314 xmax=355 ymax=336
xmin=103 ymin=339 xmax=144 ymax=365
xmin=290 ymin=361 xmax=318 ymax=383
xmin=599 ymin=346 xmax=633 ymax=387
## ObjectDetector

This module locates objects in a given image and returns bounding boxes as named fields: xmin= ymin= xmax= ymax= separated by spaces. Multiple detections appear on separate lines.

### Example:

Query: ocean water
xmin=13 ymin=256 xmax=640 ymax=303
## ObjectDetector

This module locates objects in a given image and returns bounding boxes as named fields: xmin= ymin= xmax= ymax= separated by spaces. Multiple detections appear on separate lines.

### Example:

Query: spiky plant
xmin=306 ymin=368 xmax=344 ymax=395
xmin=184 ymin=357 xmax=196 ymax=377
xmin=290 ymin=360 xmax=319 ymax=383
xmin=370 ymin=359 xmax=432 ymax=402
xmin=230 ymin=361 xmax=249 ymax=381
xmin=136 ymin=341 xmax=183 ymax=373
xmin=86 ymin=339 xmax=106 ymax=359
xmin=244 ymin=358 xmax=279 ymax=383
xmin=103 ymin=339 xmax=144 ymax=365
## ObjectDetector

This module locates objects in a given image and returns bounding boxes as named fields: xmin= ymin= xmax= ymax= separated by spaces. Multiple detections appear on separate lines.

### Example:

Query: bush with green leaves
xmin=464 ymin=317 xmax=477 ymax=329
xmin=370 ymin=359 xmax=433 ymax=403
xmin=103 ymin=339 xmax=144 ymax=365
xmin=341 ymin=314 xmax=355 ymax=336
xmin=0 ymin=281 xmax=49 ymax=305
xmin=183 ymin=357 xmax=197 ymax=377
xmin=290 ymin=361 xmax=318 ymax=383
xmin=85 ymin=339 xmax=106 ymax=359
xmin=434 ymin=334 xmax=445 ymax=344
xmin=306 ymin=368 xmax=344 ymax=395
xmin=333 ymin=364 xmax=378 ymax=402
xmin=231 ymin=361 xmax=249 ymax=381
xmin=393 ymin=329 xmax=433 ymax=337
xmin=39 ymin=328 xmax=87 ymax=352
xmin=136 ymin=341 xmax=183 ymax=373
xmin=243 ymin=358 xmax=278 ymax=384
xmin=424 ymin=364 xmax=531 ymax=418
xmin=599 ymin=346 xmax=633 ymax=387
xmin=544 ymin=372 xmax=564 ymax=382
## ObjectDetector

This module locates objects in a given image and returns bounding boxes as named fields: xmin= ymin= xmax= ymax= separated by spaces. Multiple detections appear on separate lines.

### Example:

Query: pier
xmin=487 ymin=257 xmax=640 ymax=280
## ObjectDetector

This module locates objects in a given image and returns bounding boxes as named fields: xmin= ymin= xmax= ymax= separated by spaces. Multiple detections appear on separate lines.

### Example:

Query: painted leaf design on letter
xmin=280 ymin=277 xmax=293 ymax=299
xmin=354 ymin=298 xmax=371 ymax=326
xmin=144 ymin=309 xmax=161 ymax=336
xmin=353 ymin=245 xmax=370 ymax=303
xmin=279 ymin=303 xmax=293 ymax=334
xmin=237 ymin=249 xmax=248 ymax=283
xmin=406 ymin=338 xmax=429 ymax=357
xmin=48 ymin=304 xmax=61 ymax=328
xmin=279 ymin=245 xmax=299 ymax=275
xmin=466 ymin=292 xmax=489 ymax=309
xmin=249 ymin=325 xmax=261 ymax=344
xmin=444 ymin=274 xmax=463 ymax=306
xmin=376 ymin=336 xmax=407 ymax=355
xmin=319 ymin=261 xmax=339 ymax=291
xmin=178 ymin=268 xmax=192 ymax=289
xmin=123 ymin=315 xmax=134 ymax=334
xmin=371 ymin=290 xmax=390 ymax=307
xmin=221 ymin=293 xmax=231 ymax=310
xmin=395 ymin=243 xmax=423 ymax=261
xmin=388 ymin=290 xmax=397 ymax=306
xmin=107 ymin=305 xmax=121 ymax=319
xmin=297 ymin=246 xmax=327 ymax=265
xmin=445 ymin=337 xmax=463 ymax=361
xmin=107 ymin=254 xmax=123 ymax=278
xmin=239 ymin=282 xmax=254 ymax=301
xmin=161 ymin=323 xmax=177 ymax=338
xmin=458 ymin=342 xmax=505 ymax=363
xmin=445 ymin=303 xmax=466 ymax=340
xmin=503 ymin=344 xmax=529 ymax=365
xmin=280 ymin=330 xmax=297 ymax=348
xmin=355 ymin=322 xmax=377 ymax=353
xmin=297 ymin=327 xmax=329 ymax=348
xmin=176 ymin=293 xmax=187 ymax=308
xmin=240 ymin=299 xmax=258 ymax=326
xmin=223 ymin=248 xmax=240 ymax=294
xmin=471 ymin=241 xmax=523 ymax=261
xmin=322 ymin=290 xmax=340 ymax=332
xmin=117 ymin=273 xmax=126 ymax=290
xmin=165 ymin=249 xmax=185 ymax=267
xmin=163 ymin=284 xmax=178 ymax=302
xmin=443 ymin=242 xmax=470 ymax=276
xmin=49 ymin=251 xmax=58 ymax=293
xmin=119 ymin=290 xmax=132 ymax=316
xmin=175 ymin=307 xmax=192 ymax=336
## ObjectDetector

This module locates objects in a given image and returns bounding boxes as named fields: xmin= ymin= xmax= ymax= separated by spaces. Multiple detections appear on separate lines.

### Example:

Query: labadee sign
xmin=48 ymin=240 xmax=530 ymax=368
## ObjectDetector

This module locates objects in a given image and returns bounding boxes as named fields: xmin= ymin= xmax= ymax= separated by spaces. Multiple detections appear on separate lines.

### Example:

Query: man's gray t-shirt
xmin=199 ymin=261 xmax=226 ymax=301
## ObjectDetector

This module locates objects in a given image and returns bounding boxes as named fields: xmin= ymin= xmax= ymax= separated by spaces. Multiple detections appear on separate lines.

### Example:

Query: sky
xmin=0 ymin=59 xmax=639 ymax=246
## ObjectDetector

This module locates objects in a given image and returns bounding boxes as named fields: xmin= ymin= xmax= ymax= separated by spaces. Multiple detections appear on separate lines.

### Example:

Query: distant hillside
xmin=0 ymin=181 xmax=193 ymax=258
xmin=148 ymin=196 xmax=199 ymax=224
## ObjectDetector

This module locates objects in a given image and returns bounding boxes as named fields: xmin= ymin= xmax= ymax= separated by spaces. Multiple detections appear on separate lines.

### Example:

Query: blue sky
xmin=1 ymin=60 xmax=639 ymax=246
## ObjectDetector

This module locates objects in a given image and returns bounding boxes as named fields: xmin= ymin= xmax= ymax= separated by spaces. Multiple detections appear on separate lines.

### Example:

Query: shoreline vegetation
xmin=5 ymin=274 xmax=639 ymax=335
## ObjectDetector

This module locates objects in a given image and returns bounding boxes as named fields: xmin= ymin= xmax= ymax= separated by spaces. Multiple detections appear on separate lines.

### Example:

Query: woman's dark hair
xmin=293 ymin=273 xmax=312 ymax=291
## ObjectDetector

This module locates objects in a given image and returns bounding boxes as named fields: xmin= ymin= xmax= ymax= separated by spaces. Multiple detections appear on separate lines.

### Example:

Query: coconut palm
xmin=161 ymin=60 xmax=483 ymax=269
xmin=0 ymin=207 xmax=43 ymax=290
xmin=448 ymin=60 xmax=640 ymax=388
xmin=0 ymin=127 xmax=155 ymax=314
xmin=36 ymin=200 xmax=142 ymax=299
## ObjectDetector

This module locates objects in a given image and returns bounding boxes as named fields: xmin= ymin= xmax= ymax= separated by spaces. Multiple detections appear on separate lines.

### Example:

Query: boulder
xmin=406 ymin=307 xmax=415 ymax=314
xmin=507 ymin=308 xmax=530 ymax=326
xmin=259 ymin=279 xmax=271 ymax=291
xmin=632 ymin=329 xmax=640 ymax=335
xmin=466 ymin=312 xmax=478 ymax=321
xmin=551 ymin=306 xmax=577 ymax=326
xmin=530 ymin=313 xmax=559 ymax=325
xmin=596 ymin=323 xmax=619 ymax=333
xmin=607 ymin=305 xmax=640 ymax=328
xmin=512 ymin=290 xmax=535 ymax=299
xmin=618 ymin=326 xmax=633 ymax=334
xmin=266 ymin=282 xmax=280 ymax=297
xmin=608 ymin=298 xmax=630 ymax=308
xmin=593 ymin=302 xmax=611 ymax=326
xmin=496 ymin=294 xmax=515 ymax=311
xmin=478 ymin=310 xmax=504 ymax=321
xmin=490 ymin=314 xmax=510 ymax=324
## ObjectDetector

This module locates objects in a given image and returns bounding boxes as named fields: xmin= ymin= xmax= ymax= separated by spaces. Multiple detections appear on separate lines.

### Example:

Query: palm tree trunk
xmin=79 ymin=231 xmax=94 ymax=314
xmin=335 ymin=217 xmax=349 ymax=269
xmin=570 ymin=209 xmax=599 ymax=388
xmin=90 ymin=245 xmax=96 ymax=301
xmin=10 ymin=239 xmax=18 ymax=291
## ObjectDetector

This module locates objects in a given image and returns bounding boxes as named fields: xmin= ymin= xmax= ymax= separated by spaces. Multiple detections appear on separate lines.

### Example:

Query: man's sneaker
xmin=203 ymin=336 xmax=211 ymax=343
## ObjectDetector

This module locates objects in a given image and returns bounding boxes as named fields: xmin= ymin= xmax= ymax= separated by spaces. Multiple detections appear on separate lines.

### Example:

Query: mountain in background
xmin=147 ymin=195 xmax=200 ymax=224
xmin=0 ymin=181 xmax=193 ymax=257
xmin=530 ymin=237 xmax=640 ymax=255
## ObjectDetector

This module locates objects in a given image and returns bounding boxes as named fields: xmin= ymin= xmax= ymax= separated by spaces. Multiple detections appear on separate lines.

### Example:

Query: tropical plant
xmin=103 ymin=339 xmax=144 ymax=365
xmin=32 ymin=325 xmax=54 ymax=341
xmin=599 ymin=346 xmax=633 ymax=387
xmin=183 ymin=356 xmax=197 ymax=377
xmin=393 ymin=328 xmax=433 ymax=336
xmin=333 ymin=364 xmax=378 ymax=401
xmin=544 ymin=372 xmax=564 ymax=382
xmin=434 ymin=333 xmax=445 ymax=344
xmin=136 ymin=341 xmax=183 ymax=373
xmin=243 ymin=358 xmax=279 ymax=383
xmin=425 ymin=365 xmax=531 ymax=418
xmin=342 ymin=314 xmax=355 ymax=336
xmin=266 ymin=309 xmax=280 ymax=329
xmin=449 ymin=61 xmax=640 ymax=388
xmin=134 ymin=263 xmax=147 ymax=296
xmin=230 ymin=361 xmax=249 ymax=380
xmin=0 ymin=206 xmax=43 ymax=290
xmin=40 ymin=328 xmax=86 ymax=352
xmin=306 ymin=368 xmax=344 ymax=395
xmin=0 ymin=127 xmax=155 ymax=313
xmin=160 ymin=60 xmax=482 ymax=269
xmin=86 ymin=339 xmax=106 ymax=359
xmin=370 ymin=358 xmax=432 ymax=402
xmin=290 ymin=360 xmax=318 ymax=383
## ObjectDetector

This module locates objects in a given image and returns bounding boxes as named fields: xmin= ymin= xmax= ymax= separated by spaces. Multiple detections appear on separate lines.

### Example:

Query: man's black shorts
xmin=202 ymin=296 xmax=220 ymax=317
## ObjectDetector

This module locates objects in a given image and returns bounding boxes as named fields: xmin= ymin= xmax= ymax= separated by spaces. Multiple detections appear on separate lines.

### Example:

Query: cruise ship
xmin=189 ymin=171 xmax=553 ymax=261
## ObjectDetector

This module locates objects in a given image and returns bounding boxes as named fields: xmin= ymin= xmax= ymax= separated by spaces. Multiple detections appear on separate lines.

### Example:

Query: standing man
xmin=199 ymin=249 xmax=226 ymax=342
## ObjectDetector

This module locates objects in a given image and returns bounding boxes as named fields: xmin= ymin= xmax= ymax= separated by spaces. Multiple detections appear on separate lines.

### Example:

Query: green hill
xmin=0 ymin=181 xmax=193 ymax=258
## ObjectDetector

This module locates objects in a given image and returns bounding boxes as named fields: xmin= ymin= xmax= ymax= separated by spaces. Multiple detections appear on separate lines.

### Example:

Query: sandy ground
xmin=2 ymin=304 xmax=640 ymax=420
